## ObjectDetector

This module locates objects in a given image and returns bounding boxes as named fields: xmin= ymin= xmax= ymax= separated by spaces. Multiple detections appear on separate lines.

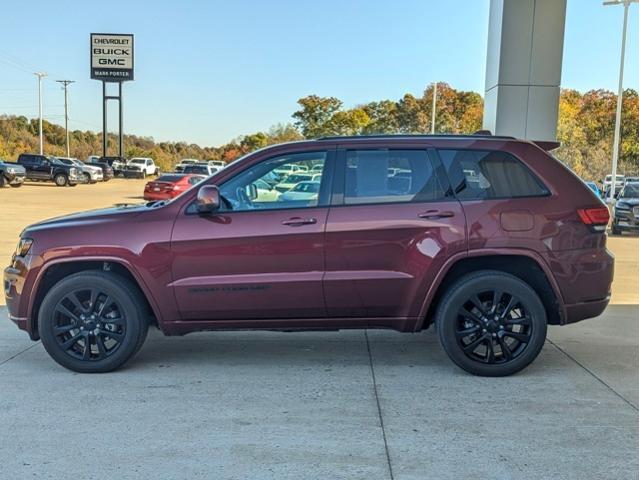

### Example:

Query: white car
xmin=253 ymin=179 xmax=279 ymax=202
xmin=125 ymin=158 xmax=158 ymax=178
xmin=274 ymin=164 xmax=306 ymax=178
xmin=57 ymin=157 xmax=103 ymax=183
xmin=207 ymin=160 xmax=226 ymax=169
xmin=274 ymin=173 xmax=314 ymax=193
xmin=277 ymin=181 xmax=320 ymax=201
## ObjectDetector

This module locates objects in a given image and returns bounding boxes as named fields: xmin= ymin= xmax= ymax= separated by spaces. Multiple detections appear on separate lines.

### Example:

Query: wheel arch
xmin=29 ymin=258 xmax=162 ymax=339
xmin=417 ymin=250 xmax=565 ymax=331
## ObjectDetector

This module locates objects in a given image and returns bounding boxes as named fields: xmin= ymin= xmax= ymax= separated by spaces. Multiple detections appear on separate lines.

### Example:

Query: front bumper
xmin=613 ymin=208 xmax=639 ymax=230
xmin=124 ymin=169 xmax=144 ymax=178
xmin=4 ymin=254 xmax=40 ymax=340
xmin=6 ymin=173 xmax=25 ymax=185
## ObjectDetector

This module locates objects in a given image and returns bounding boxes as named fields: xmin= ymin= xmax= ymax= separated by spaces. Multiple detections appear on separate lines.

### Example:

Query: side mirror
xmin=196 ymin=185 xmax=220 ymax=214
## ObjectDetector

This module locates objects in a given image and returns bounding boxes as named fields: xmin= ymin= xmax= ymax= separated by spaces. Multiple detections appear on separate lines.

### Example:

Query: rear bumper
xmin=563 ymin=296 xmax=610 ymax=324
xmin=543 ymin=246 xmax=614 ymax=324
xmin=144 ymin=191 xmax=174 ymax=201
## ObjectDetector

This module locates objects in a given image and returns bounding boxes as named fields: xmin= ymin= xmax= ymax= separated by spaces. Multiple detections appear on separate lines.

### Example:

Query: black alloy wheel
xmin=51 ymin=288 xmax=126 ymax=361
xmin=39 ymin=271 xmax=149 ymax=373
xmin=437 ymin=270 xmax=547 ymax=376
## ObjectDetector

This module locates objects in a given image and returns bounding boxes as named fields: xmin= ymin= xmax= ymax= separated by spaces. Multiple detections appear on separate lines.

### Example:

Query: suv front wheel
xmin=53 ymin=173 xmax=68 ymax=187
xmin=436 ymin=270 xmax=547 ymax=377
xmin=38 ymin=271 xmax=149 ymax=373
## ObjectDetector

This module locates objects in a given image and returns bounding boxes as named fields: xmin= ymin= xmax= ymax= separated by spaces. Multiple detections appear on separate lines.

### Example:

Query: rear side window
xmin=438 ymin=149 xmax=548 ymax=200
xmin=344 ymin=150 xmax=445 ymax=205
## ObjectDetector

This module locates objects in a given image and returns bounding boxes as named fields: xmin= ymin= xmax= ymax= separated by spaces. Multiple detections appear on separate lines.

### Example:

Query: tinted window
xmin=344 ymin=150 xmax=444 ymax=205
xmin=438 ymin=149 xmax=548 ymax=199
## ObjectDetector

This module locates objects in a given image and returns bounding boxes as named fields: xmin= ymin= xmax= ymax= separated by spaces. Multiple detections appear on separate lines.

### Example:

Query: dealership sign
xmin=90 ymin=33 xmax=134 ymax=81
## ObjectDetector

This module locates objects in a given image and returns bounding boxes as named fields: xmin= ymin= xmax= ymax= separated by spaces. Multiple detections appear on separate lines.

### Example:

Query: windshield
xmin=621 ymin=184 xmax=639 ymax=198
xmin=131 ymin=159 xmax=145 ymax=164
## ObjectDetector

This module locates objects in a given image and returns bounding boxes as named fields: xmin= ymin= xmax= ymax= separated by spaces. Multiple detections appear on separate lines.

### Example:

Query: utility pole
xmin=56 ymin=80 xmax=75 ymax=157
xmin=34 ymin=72 xmax=47 ymax=154
xmin=431 ymin=82 xmax=438 ymax=134
xmin=604 ymin=0 xmax=637 ymax=203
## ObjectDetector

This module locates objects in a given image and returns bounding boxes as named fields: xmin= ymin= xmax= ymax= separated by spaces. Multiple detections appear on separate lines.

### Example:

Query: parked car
xmin=182 ymin=163 xmax=220 ymax=176
xmin=143 ymin=174 xmax=206 ymax=201
xmin=252 ymin=178 xmax=280 ymax=202
xmin=17 ymin=153 xmax=80 ymax=186
xmin=273 ymin=164 xmax=306 ymax=179
xmin=585 ymin=181 xmax=601 ymax=198
xmin=207 ymin=160 xmax=226 ymax=169
xmin=277 ymin=181 xmax=320 ymax=202
xmin=95 ymin=156 xmax=127 ymax=176
xmin=87 ymin=158 xmax=114 ymax=181
xmin=4 ymin=134 xmax=613 ymax=375
xmin=623 ymin=176 xmax=639 ymax=185
xmin=612 ymin=182 xmax=639 ymax=235
xmin=125 ymin=158 xmax=158 ymax=178
xmin=0 ymin=159 xmax=26 ymax=188
xmin=57 ymin=157 xmax=103 ymax=184
xmin=175 ymin=159 xmax=200 ymax=173
xmin=274 ymin=173 xmax=314 ymax=193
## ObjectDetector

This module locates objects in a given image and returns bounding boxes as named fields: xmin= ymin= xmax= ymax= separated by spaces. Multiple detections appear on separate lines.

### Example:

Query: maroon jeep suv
xmin=4 ymin=135 xmax=614 ymax=375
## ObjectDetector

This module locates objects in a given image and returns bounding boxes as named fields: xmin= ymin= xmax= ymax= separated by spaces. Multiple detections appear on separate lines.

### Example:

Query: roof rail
xmin=315 ymin=133 xmax=516 ymax=141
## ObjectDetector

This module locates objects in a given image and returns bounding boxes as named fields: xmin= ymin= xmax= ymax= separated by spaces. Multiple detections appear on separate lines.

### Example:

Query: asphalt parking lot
xmin=1 ymin=180 xmax=639 ymax=479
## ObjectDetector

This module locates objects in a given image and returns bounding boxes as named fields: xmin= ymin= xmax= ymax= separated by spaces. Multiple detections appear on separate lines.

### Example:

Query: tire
xmin=38 ymin=271 xmax=149 ymax=373
xmin=54 ymin=173 xmax=68 ymax=187
xmin=141 ymin=171 xmax=146 ymax=179
xmin=10 ymin=183 xmax=22 ymax=188
xmin=436 ymin=270 xmax=547 ymax=377
xmin=83 ymin=173 xmax=91 ymax=184
xmin=611 ymin=224 xmax=622 ymax=235
xmin=0 ymin=175 xmax=5 ymax=188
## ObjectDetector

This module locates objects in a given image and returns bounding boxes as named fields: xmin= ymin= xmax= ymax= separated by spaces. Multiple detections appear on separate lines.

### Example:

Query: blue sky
xmin=0 ymin=0 xmax=637 ymax=146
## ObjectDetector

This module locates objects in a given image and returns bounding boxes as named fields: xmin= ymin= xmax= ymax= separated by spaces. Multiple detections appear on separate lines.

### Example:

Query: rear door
xmin=324 ymin=146 xmax=467 ymax=324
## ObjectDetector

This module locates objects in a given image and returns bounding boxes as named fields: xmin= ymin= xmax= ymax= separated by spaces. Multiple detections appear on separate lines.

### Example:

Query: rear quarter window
xmin=437 ymin=149 xmax=548 ymax=200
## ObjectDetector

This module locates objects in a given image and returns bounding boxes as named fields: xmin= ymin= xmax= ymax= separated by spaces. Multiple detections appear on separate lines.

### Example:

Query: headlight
xmin=615 ymin=202 xmax=630 ymax=210
xmin=15 ymin=238 xmax=33 ymax=257
xmin=7 ymin=167 xmax=16 ymax=173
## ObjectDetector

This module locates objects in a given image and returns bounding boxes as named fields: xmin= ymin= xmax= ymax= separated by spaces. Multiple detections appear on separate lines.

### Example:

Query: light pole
xmin=34 ymin=72 xmax=47 ymax=154
xmin=56 ymin=80 xmax=75 ymax=157
xmin=431 ymin=82 xmax=438 ymax=134
xmin=604 ymin=0 xmax=637 ymax=203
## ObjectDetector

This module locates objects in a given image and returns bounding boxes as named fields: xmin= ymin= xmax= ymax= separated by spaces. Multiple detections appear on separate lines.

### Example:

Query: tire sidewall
xmin=38 ymin=272 xmax=148 ymax=373
xmin=437 ymin=271 xmax=547 ymax=377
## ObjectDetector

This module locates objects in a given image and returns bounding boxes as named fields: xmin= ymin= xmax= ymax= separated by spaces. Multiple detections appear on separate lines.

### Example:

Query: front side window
xmin=438 ymin=149 xmax=548 ymax=200
xmin=218 ymin=151 xmax=327 ymax=212
xmin=344 ymin=149 xmax=444 ymax=205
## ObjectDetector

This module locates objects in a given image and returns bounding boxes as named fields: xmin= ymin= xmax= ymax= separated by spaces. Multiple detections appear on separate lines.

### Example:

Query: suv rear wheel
xmin=54 ymin=173 xmax=68 ymax=187
xmin=38 ymin=271 xmax=149 ymax=373
xmin=436 ymin=270 xmax=547 ymax=377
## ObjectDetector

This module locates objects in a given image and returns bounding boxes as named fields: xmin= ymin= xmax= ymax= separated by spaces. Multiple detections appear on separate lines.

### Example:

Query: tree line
xmin=1 ymin=82 xmax=637 ymax=181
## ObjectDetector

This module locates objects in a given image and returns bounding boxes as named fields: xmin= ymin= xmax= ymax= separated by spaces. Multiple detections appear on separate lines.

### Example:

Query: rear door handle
xmin=418 ymin=210 xmax=455 ymax=220
xmin=281 ymin=217 xmax=318 ymax=227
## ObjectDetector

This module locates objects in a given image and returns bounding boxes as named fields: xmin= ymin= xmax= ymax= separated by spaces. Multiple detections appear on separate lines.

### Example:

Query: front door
xmin=324 ymin=147 xmax=467 ymax=321
xmin=171 ymin=150 xmax=333 ymax=321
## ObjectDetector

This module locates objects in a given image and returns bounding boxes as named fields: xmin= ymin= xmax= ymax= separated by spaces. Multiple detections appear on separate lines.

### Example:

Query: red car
xmin=143 ymin=174 xmax=205 ymax=200
xmin=4 ymin=134 xmax=613 ymax=375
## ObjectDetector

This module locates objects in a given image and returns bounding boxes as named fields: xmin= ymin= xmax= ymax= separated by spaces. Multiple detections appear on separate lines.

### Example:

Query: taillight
xmin=577 ymin=207 xmax=610 ymax=232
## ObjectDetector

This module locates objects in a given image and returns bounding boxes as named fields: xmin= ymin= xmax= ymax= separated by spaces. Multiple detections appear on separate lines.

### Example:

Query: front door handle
xmin=281 ymin=217 xmax=318 ymax=227
xmin=418 ymin=210 xmax=455 ymax=220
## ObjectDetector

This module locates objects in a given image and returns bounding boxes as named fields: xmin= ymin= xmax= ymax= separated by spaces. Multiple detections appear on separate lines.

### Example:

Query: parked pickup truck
xmin=124 ymin=157 xmax=159 ymax=178
xmin=0 ymin=159 xmax=26 ymax=187
xmin=17 ymin=153 xmax=80 ymax=187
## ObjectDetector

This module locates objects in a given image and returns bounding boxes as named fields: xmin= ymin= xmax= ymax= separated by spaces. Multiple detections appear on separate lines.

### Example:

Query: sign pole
xmin=102 ymin=81 xmax=107 ymax=157
xmin=119 ymin=82 xmax=123 ymax=158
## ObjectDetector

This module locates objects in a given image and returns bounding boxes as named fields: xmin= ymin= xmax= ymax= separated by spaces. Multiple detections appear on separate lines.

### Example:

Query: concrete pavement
xmin=1 ymin=305 xmax=638 ymax=479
